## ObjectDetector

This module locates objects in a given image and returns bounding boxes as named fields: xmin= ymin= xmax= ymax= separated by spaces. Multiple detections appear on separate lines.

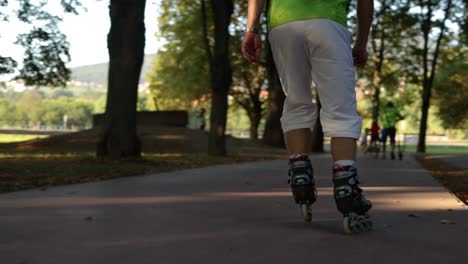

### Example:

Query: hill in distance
xmin=70 ymin=54 xmax=156 ymax=86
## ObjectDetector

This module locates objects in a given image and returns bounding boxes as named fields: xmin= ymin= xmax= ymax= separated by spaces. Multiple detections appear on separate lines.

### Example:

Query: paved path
xmin=1 ymin=154 xmax=467 ymax=264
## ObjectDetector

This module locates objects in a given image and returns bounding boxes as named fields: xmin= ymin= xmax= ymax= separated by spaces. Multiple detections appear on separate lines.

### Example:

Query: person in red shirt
xmin=369 ymin=121 xmax=380 ymax=156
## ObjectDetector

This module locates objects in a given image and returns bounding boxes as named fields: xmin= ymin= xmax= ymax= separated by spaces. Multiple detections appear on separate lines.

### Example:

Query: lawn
xmin=402 ymin=145 xmax=468 ymax=154
xmin=0 ymin=134 xmax=47 ymax=143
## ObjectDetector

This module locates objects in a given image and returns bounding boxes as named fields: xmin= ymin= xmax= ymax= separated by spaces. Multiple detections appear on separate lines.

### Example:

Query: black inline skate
xmin=288 ymin=154 xmax=317 ymax=222
xmin=333 ymin=165 xmax=373 ymax=233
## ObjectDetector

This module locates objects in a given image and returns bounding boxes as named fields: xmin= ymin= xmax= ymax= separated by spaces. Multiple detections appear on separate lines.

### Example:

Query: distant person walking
xmin=198 ymin=108 xmax=206 ymax=131
xmin=360 ymin=128 xmax=370 ymax=152
xmin=380 ymin=102 xmax=404 ymax=160
xmin=242 ymin=0 xmax=374 ymax=233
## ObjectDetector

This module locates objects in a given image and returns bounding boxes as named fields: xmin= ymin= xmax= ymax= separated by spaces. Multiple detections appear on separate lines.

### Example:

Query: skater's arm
xmin=353 ymin=0 xmax=374 ymax=67
xmin=356 ymin=0 xmax=373 ymax=48
xmin=243 ymin=0 xmax=265 ymax=63
xmin=246 ymin=0 xmax=265 ymax=29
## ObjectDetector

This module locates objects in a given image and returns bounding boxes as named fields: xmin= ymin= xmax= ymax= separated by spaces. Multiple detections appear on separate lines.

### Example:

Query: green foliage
xmin=137 ymin=90 xmax=158 ymax=111
xmin=17 ymin=89 xmax=44 ymax=124
xmin=0 ymin=98 xmax=18 ymax=124
xmin=359 ymin=83 xmax=448 ymax=136
xmin=16 ymin=25 xmax=71 ymax=86
xmin=351 ymin=0 xmax=466 ymax=141
xmin=0 ymin=89 xmax=94 ymax=128
xmin=149 ymin=0 xmax=268 ymax=138
xmin=93 ymin=94 xmax=107 ymax=114
xmin=229 ymin=1 xmax=268 ymax=124
xmin=0 ymin=56 xmax=17 ymax=73
xmin=0 ymin=0 xmax=83 ymax=86
xmin=147 ymin=0 xmax=211 ymax=107
xmin=434 ymin=43 xmax=468 ymax=130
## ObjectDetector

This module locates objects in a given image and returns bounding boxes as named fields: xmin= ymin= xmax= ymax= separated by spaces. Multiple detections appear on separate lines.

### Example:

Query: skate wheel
xmin=301 ymin=203 xmax=312 ymax=223
xmin=343 ymin=214 xmax=373 ymax=234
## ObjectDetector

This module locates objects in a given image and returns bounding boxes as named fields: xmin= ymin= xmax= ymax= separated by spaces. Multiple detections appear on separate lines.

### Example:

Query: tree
xmin=201 ymin=0 xmax=234 ymax=155
xmin=96 ymin=0 xmax=146 ymax=158
xmin=147 ymin=0 xmax=211 ymax=109
xmin=412 ymin=0 xmax=456 ymax=152
xmin=17 ymin=89 xmax=44 ymax=126
xmin=0 ymin=0 xmax=82 ymax=86
xmin=433 ymin=42 xmax=468 ymax=131
xmin=0 ymin=98 xmax=17 ymax=125
xmin=348 ymin=0 xmax=417 ymax=122
xmin=262 ymin=1 xmax=285 ymax=148
xmin=229 ymin=1 xmax=268 ymax=140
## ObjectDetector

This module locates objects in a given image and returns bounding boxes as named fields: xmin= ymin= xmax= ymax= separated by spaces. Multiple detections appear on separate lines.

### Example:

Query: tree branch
xmin=429 ymin=0 xmax=452 ymax=85
xmin=200 ymin=0 xmax=213 ymax=64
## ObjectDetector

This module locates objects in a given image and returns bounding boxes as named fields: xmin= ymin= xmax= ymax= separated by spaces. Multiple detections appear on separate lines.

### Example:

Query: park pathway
xmin=1 ymin=154 xmax=467 ymax=264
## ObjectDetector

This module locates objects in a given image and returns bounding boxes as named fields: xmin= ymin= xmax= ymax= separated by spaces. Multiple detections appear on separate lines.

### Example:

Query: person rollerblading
xmin=288 ymin=153 xmax=317 ymax=222
xmin=380 ymin=101 xmax=404 ymax=160
xmin=243 ymin=0 xmax=374 ymax=233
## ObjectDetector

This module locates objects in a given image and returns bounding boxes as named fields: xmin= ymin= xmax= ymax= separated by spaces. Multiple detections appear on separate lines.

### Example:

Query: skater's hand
xmin=352 ymin=45 xmax=368 ymax=68
xmin=242 ymin=32 xmax=262 ymax=64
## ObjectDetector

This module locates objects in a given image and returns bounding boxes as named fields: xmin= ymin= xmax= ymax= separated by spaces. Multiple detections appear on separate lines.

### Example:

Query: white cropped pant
xmin=269 ymin=19 xmax=362 ymax=139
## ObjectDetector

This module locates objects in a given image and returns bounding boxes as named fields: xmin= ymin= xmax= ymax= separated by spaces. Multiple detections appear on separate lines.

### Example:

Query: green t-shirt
xmin=380 ymin=107 xmax=403 ymax=128
xmin=268 ymin=0 xmax=348 ymax=30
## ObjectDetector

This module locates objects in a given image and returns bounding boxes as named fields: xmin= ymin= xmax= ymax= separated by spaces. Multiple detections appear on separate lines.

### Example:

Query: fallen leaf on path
xmin=440 ymin=219 xmax=455 ymax=224
xmin=408 ymin=213 xmax=419 ymax=218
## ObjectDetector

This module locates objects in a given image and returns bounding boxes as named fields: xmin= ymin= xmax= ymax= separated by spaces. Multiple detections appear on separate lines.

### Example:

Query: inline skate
xmin=288 ymin=154 xmax=317 ymax=222
xmin=333 ymin=165 xmax=373 ymax=233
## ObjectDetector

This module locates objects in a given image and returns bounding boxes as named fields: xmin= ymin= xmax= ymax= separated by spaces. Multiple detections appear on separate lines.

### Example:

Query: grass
xmin=0 ymin=134 xmax=47 ymax=143
xmin=401 ymin=145 xmax=468 ymax=154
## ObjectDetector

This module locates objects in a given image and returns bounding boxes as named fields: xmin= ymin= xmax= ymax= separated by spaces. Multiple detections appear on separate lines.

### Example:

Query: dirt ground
xmin=0 ymin=126 xmax=286 ymax=193
xmin=415 ymin=155 xmax=468 ymax=205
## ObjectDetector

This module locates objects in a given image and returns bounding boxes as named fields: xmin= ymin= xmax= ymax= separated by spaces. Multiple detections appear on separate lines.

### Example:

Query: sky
xmin=0 ymin=0 xmax=162 ymax=71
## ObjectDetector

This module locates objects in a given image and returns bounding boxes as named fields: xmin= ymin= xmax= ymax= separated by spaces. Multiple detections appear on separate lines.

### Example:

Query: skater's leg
xmin=302 ymin=20 xmax=371 ymax=232
xmin=390 ymin=128 xmax=397 ymax=160
xmin=381 ymin=128 xmax=389 ymax=159
xmin=285 ymin=128 xmax=311 ymax=155
xmin=285 ymin=129 xmax=317 ymax=218
xmin=269 ymin=21 xmax=317 ymax=213
xmin=331 ymin=137 xmax=356 ymax=162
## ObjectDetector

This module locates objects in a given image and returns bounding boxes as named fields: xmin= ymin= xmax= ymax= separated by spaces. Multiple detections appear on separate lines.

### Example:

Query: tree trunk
xmin=262 ymin=42 xmax=285 ymax=148
xmin=311 ymin=98 xmax=324 ymax=152
xmin=371 ymin=1 xmax=387 ymax=122
xmin=249 ymin=117 xmax=259 ymax=140
xmin=371 ymin=71 xmax=381 ymax=122
xmin=207 ymin=0 xmax=234 ymax=156
xmin=96 ymin=0 xmax=146 ymax=158
xmin=417 ymin=0 xmax=452 ymax=153
xmin=418 ymin=80 xmax=430 ymax=152
xmin=248 ymin=110 xmax=261 ymax=140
